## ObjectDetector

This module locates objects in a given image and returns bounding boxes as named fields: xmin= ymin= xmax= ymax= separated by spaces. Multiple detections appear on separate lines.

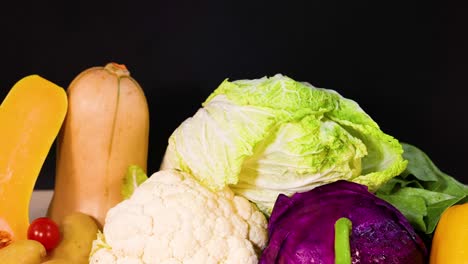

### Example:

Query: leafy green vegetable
xmin=121 ymin=165 xmax=148 ymax=199
xmin=161 ymin=74 xmax=408 ymax=214
xmin=376 ymin=143 xmax=468 ymax=234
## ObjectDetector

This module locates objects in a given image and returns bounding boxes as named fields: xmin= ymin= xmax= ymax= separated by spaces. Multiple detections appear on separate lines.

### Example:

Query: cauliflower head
xmin=90 ymin=169 xmax=268 ymax=264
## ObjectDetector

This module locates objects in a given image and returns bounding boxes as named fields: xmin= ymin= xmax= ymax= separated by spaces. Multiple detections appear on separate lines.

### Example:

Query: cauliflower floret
xmin=90 ymin=169 xmax=268 ymax=264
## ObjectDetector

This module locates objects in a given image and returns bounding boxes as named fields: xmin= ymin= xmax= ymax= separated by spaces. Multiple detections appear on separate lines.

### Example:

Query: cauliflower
xmin=90 ymin=169 xmax=268 ymax=264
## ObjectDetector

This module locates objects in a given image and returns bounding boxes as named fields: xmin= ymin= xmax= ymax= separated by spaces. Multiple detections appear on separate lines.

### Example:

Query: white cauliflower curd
xmin=89 ymin=169 xmax=268 ymax=264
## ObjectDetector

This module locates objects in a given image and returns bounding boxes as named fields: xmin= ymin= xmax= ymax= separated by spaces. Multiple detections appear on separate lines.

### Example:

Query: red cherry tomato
xmin=27 ymin=217 xmax=61 ymax=251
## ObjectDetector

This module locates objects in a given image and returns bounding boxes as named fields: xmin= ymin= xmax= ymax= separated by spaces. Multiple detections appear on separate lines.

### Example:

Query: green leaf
xmin=400 ymin=143 xmax=439 ymax=181
xmin=377 ymin=192 xmax=427 ymax=233
xmin=426 ymin=197 xmax=463 ymax=233
xmin=376 ymin=143 xmax=468 ymax=234
xmin=121 ymin=165 xmax=148 ymax=199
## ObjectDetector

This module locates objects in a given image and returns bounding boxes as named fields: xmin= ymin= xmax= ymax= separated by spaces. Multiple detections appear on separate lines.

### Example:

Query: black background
xmin=1 ymin=1 xmax=467 ymax=189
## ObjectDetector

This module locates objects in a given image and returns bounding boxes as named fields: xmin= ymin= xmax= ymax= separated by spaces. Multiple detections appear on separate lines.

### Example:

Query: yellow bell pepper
xmin=430 ymin=202 xmax=468 ymax=264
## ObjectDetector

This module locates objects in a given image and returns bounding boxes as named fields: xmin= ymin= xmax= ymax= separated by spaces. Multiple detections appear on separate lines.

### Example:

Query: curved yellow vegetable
xmin=430 ymin=202 xmax=468 ymax=264
xmin=0 ymin=75 xmax=67 ymax=243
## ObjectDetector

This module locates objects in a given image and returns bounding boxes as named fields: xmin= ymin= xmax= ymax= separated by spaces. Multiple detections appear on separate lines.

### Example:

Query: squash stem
xmin=104 ymin=62 xmax=130 ymax=77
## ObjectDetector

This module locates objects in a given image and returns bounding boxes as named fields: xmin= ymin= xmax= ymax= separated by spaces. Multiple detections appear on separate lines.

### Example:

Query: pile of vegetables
xmin=1 ymin=65 xmax=467 ymax=263
xmin=0 ymin=63 xmax=149 ymax=263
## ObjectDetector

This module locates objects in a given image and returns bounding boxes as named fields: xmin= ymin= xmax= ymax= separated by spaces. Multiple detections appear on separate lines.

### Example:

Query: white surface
xmin=29 ymin=190 xmax=54 ymax=220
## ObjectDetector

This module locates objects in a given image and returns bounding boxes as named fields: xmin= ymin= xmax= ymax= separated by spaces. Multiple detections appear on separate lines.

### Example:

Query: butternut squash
xmin=48 ymin=63 xmax=150 ymax=227
xmin=0 ymin=75 xmax=67 ymax=244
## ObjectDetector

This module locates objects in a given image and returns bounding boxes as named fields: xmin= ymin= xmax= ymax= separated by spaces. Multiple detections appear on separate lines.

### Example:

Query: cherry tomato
xmin=27 ymin=217 xmax=61 ymax=251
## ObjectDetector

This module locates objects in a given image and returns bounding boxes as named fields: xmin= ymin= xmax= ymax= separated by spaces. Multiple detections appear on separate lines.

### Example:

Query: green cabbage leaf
xmin=161 ymin=74 xmax=407 ymax=214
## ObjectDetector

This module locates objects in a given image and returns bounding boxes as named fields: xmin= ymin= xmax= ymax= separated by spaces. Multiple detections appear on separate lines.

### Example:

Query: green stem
xmin=334 ymin=217 xmax=352 ymax=264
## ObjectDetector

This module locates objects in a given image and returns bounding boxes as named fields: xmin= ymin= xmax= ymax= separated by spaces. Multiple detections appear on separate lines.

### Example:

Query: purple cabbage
xmin=260 ymin=180 xmax=427 ymax=264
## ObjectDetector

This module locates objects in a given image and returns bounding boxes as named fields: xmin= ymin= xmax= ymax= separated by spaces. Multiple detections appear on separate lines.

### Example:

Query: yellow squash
xmin=429 ymin=202 xmax=468 ymax=264
xmin=0 ymin=75 xmax=67 ymax=244
xmin=48 ymin=63 xmax=149 ymax=227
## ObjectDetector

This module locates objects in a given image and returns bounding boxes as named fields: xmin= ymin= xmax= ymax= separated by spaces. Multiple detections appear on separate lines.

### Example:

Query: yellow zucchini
xmin=0 ymin=75 xmax=67 ymax=244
